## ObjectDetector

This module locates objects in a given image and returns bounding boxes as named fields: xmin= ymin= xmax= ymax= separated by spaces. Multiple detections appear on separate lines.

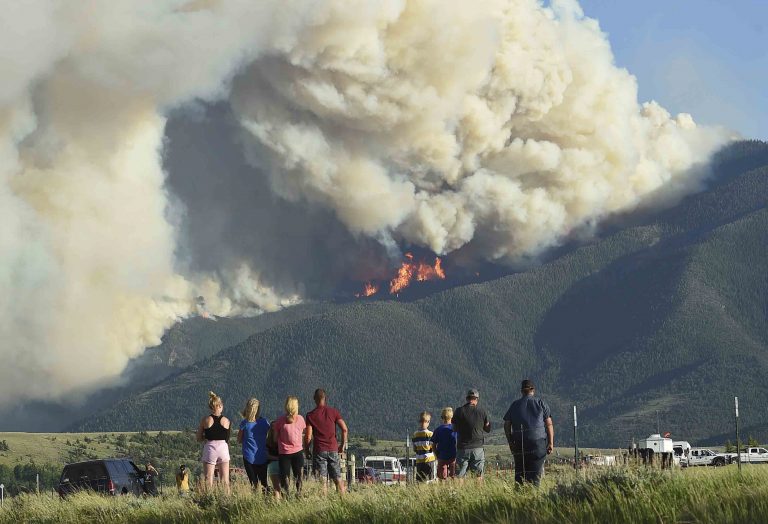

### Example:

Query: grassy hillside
xmin=74 ymin=141 xmax=768 ymax=447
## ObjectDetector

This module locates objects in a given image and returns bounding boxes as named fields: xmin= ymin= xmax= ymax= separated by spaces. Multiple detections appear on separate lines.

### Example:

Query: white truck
xmin=681 ymin=448 xmax=730 ymax=467
xmin=364 ymin=456 xmax=406 ymax=485
xmin=673 ymin=441 xmax=691 ymax=467
xmin=727 ymin=447 xmax=768 ymax=464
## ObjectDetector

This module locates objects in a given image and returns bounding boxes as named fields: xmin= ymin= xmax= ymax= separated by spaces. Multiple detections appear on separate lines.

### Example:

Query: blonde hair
xmin=285 ymin=396 xmax=299 ymax=423
xmin=240 ymin=398 xmax=260 ymax=422
xmin=441 ymin=407 xmax=453 ymax=422
xmin=208 ymin=391 xmax=223 ymax=411
xmin=419 ymin=411 xmax=431 ymax=423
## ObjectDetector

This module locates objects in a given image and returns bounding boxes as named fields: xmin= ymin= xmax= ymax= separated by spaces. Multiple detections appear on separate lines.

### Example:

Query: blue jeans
xmin=511 ymin=438 xmax=547 ymax=486
xmin=456 ymin=447 xmax=485 ymax=477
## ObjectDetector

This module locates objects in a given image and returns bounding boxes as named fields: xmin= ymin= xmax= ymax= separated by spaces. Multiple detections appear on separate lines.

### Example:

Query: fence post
xmin=405 ymin=433 xmax=410 ymax=485
xmin=735 ymin=396 xmax=742 ymax=474
xmin=349 ymin=454 xmax=356 ymax=487
xmin=573 ymin=405 xmax=579 ymax=471
xmin=1 ymin=483 xmax=4 ymax=507
xmin=36 ymin=473 xmax=39 ymax=495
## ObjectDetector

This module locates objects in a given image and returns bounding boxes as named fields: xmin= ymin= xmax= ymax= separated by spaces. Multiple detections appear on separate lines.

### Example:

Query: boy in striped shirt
xmin=413 ymin=411 xmax=436 ymax=482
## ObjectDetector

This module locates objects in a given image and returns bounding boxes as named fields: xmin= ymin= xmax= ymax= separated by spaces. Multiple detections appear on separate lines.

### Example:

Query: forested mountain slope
xmin=75 ymin=141 xmax=768 ymax=446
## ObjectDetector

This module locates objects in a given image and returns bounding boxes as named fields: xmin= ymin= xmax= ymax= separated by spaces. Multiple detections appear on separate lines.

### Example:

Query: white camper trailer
xmin=636 ymin=434 xmax=675 ymax=468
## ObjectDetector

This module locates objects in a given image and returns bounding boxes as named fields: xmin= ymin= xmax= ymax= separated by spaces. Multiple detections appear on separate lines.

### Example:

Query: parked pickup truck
xmin=364 ymin=456 xmax=406 ymax=485
xmin=681 ymin=448 xmax=731 ymax=467
xmin=726 ymin=447 xmax=768 ymax=464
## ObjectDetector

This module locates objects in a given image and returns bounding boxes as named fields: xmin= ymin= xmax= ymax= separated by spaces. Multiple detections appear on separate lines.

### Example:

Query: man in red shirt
xmin=304 ymin=388 xmax=349 ymax=495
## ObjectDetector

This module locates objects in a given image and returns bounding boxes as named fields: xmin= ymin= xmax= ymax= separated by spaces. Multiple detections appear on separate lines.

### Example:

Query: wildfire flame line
xmin=354 ymin=253 xmax=446 ymax=297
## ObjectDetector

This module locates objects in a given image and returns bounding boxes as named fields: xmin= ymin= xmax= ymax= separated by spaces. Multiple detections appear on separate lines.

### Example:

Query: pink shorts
xmin=202 ymin=440 xmax=230 ymax=465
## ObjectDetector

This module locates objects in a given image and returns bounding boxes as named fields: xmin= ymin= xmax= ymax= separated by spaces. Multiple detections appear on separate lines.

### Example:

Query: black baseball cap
xmin=521 ymin=379 xmax=535 ymax=390
xmin=467 ymin=388 xmax=479 ymax=399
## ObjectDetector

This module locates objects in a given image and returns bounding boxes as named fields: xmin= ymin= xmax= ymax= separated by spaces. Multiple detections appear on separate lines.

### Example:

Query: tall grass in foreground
xmin=2 ymin=467 xmax=767 ymax=523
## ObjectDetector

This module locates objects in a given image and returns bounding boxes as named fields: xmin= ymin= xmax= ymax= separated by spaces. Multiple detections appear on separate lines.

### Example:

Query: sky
xmin=579 ymin=0 xmax=768 ymax=140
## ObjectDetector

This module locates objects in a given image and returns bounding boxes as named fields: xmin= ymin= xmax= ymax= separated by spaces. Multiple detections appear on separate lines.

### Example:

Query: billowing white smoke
xmin=232 ymin=0 xmax=727 ymax=259
xmin=0 ymin=0 xmax=728 ymax=404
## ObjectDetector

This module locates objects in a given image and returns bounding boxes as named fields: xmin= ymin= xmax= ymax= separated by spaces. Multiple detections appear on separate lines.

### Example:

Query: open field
xmin=0 ymin=432 xmax=172 ymax=468
xmin=1 ymin=466 xmax=767 ymax=523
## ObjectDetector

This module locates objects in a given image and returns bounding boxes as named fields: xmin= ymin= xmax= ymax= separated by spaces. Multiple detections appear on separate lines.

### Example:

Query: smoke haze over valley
xmin=0 ymin=0 xmax=736 ymax=410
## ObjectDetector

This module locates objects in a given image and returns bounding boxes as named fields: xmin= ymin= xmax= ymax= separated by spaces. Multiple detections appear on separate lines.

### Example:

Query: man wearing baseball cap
xmin=503 ymin=379 xmax=554 ymax=486
xmin=452 ymin=388 xmax=491 ymax=479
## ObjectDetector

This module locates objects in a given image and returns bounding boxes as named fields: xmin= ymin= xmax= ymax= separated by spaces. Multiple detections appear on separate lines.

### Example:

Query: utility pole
xmin=573 ymin=405 xmax=579 ymax=471
xmin=656 ymin=410 xmax=660 ymax=435
xmin=735 ymin=396 xmax=742 ymax=473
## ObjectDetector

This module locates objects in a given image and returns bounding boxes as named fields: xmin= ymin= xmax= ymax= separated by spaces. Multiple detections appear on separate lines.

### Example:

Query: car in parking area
xmin=57 ymin=458 xmax=150 ymax=497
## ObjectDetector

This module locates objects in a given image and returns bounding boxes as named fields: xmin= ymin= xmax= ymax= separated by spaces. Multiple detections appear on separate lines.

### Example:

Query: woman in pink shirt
xmin=273 ymin=396 xmax=307 ymax=495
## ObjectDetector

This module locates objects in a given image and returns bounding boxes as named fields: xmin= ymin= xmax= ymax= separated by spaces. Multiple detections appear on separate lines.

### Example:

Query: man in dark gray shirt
xmin=453 ymin=388 xmax=491 ymax=479
xmin=503 ymin=379 xmax=554 ymax=486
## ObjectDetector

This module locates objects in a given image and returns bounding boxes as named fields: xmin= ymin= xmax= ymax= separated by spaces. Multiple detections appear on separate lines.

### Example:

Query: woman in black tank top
xmin=197 ymin=391 xmax=232 ymax=493
xmin=204 ymin=415 xmax=231 ymax=441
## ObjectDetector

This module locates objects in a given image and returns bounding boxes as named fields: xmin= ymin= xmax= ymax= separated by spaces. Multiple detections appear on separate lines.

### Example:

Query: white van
xmin=364 ymin=456 xmax=406 ymax=485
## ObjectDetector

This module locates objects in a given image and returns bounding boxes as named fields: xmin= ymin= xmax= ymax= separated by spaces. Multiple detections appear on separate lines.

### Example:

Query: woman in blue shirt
xmin=237 ymin=398 xmax=271 ymax=492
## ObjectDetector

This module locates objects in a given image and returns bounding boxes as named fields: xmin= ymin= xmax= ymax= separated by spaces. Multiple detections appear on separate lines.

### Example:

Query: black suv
xmin=57 ymin=459 xmax=153 ymax=497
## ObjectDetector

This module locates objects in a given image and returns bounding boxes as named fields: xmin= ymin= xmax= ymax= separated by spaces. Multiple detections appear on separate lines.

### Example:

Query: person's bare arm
xmin=196 ymin=416 xmax=209 ymax=442
xmin=483 ymin=414 xmax=491 ymax=433
xmin=304 ymin=424 xmax=313 ymax=457
xmin=237 ymin=429 xmax=244 ymax=444
xmin=337 ymin=419 xmax=349 ymax=453
xmin=545 ymin=417 xmax=554 ymax=454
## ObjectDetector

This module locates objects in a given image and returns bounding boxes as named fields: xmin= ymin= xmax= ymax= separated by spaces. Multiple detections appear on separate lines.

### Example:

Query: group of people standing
xmin=195 ymin=379 xmax=555 ymax=496
xmin=412 ymin=388 xmax=490 ymax=482
xmin=413 ymin=381 xmax=555 ymax=486
xmin=197 ymin=388 xmax=347 ymax=497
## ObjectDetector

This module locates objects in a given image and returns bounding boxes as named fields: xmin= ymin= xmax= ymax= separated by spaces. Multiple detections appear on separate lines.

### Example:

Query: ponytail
xmin=285 ymin=396 xmax=299 ymax=423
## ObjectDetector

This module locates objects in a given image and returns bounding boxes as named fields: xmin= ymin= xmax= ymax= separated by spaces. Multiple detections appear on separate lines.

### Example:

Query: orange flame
xmin=354 ymin=253 xmax=447 ymax=298
xmin=354 ymin=281 xmax=379 ymax=298
xmin=389 ymin=253 xmax=445 ymax=294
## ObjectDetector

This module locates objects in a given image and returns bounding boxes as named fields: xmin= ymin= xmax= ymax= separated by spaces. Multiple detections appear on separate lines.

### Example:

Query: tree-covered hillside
xmin=75 ymin=141 xmax=768 ymax=447
xmin=125 ymin=302 xmax=336 ymax=384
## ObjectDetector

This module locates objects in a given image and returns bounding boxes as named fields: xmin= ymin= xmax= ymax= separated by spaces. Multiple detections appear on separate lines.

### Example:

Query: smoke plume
xmin=0 ymin=0 xmax=728 ymax=404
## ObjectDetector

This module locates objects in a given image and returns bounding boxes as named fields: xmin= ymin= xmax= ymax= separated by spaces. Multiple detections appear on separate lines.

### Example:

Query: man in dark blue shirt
xmin=503 ymin=379 xmax=554 ymax=486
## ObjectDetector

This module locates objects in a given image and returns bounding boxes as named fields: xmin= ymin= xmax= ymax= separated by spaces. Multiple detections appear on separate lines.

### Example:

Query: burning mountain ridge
xmin=356 ymin=253 xmax=446 ymax=297
xmin=0 ymin=0 xmax=729 ymax=406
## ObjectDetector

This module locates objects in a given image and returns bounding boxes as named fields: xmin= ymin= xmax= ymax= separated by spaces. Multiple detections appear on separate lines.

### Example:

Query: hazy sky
xmin=580 ymin=0 xmax=768 ymax=140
